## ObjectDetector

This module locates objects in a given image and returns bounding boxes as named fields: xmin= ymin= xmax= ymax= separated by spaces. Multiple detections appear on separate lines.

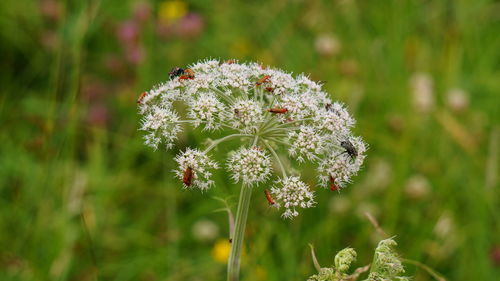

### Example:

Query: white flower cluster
xmin=230 ymin=99 xmax=264 ymax=132
xmin=138 ymin=59 xmax=367 ymax=218
xmin=318 ymin=136 xmax=367 ymax=188
xmin=174 ymin=148 xmax=219 ymax=191
xmin=288 ymin=126 xmax=324 ymax=162
xmin=188 ymin=92 xmax=225 ymax=130
xmin=140 ymin=105 xmax=181 ymax=149
xmin=270 ymin=176 xmax=315 ymax=218
xmin=227 ymin=147 xmax=271 ymax=186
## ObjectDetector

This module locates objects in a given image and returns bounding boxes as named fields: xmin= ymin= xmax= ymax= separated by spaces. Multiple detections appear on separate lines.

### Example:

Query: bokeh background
xmin=1 ymin=0 xmax=499 ymax=280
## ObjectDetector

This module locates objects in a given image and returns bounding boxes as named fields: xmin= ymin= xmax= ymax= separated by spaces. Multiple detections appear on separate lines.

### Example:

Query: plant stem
xmin=263 ymin=140 xmax=287 ymax=178
xmin=204 ymin=134 xmax=253 ymax=153
xmin=402 ymin=259 xmax=447 ymax=281
xmin=227 ymin=184 xmax=253 ymax=281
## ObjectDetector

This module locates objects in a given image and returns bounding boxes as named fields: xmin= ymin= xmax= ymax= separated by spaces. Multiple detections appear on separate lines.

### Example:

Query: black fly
xmin=340 ymin=140 xmax=357 ymax=160
xmin=169 ymin=67 xmax=185 ymax=79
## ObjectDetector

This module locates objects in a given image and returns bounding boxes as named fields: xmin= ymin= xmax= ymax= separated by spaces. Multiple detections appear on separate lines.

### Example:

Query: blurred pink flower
xmin=156 ymin=12 xmax=205 ymax=40
xmin=117 ymin=21 xmax=139 ymax=45
xmin=87 ymin=103 xmax=110 ymax=128
xmin=156 ymin=22 xmax=175 ymax=39
xmin=133 ymin=1 xmax=152 ymax=25
xmin=491 ymin=246 xmax=500 ymax=266
xmin=125 ymin=45 xmax=144 ymax=65
xmin=177 ymin=13 xmax=205 ymax=39
xmin=104 ymin=55 xmax=128 ymax=77
xmin=40 ymin=0 xmax=61 ymax=23
xmin=40 ymin=30 xmax=59 ymax=51
xmin=81 ymin=80 xmax=108 ymax=101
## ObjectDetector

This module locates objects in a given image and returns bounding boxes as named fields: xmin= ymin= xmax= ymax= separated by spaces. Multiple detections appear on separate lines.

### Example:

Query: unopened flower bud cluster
xmin=307 ymin=238 xmax=408 ymax=281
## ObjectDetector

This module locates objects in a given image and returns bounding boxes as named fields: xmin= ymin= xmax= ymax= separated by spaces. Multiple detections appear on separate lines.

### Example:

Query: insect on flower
xmin=252 ymin=145 xmax=263 ymax=151
xmin=340 ymin=140 xmax=358 ymax=160
xmin=182 ymin=166 xmax=194 ymax=186
xmin=268 ymin=107 xmax=288 ymax=114
xmin=256 ymin=75 xmax=271 ymax=86
xmin=223 ymin=59 xmax=236 ymax=65
xmin=329 ymin=175 xmax=339 ymax=191
xmin=264 ymin=189 xmax=275 ymax=205
xmin=265 ymin=87 xmax=274 ymax=92
xmin=136 ymin=92 xmax=147 ymax=104
xmin=169 ymin=67 xmax=185 ymax=79
xmin=179 ymin=68 xmax=195 ymax=80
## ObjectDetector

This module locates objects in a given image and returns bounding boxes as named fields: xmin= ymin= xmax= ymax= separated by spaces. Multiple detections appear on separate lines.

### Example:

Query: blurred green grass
xmin=1 ymin=0 xmax=499 ymax=280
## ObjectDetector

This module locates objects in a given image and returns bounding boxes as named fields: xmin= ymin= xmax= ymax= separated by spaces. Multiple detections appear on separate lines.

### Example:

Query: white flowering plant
xmin=137 ymin=59 xmax=367 ymax=281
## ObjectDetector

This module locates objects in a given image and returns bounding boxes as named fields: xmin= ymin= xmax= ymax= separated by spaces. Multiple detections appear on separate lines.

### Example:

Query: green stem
xmin=261 ymin=126 xmax=294 ymax=136
xmin=252 ymin=135 xmax=259 ymax=146
xmin=402 ymin=259 xmax=447 ymax=281
xmin=227 ymin=185 xmax=253 ymax=281
xmin=204 ymin=134 xmax=253 ymax=153
xmin=259 ymin=114 xmax=278 ymax=132
xmin=263 ymin=140 xmax=287 ymax=178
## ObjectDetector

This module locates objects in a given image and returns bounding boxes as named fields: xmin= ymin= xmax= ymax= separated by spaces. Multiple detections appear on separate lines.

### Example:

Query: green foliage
xmin=365 ymin=239 xmax=408 ymax=281
xmin=1 ymin=0 xmax=499 ymax=280
xmin=308 ymin=247 xmax=358 ymax=281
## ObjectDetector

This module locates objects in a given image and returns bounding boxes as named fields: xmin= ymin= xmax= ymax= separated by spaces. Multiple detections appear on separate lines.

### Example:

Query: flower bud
xmin=334 ymin=247 xmax=357 ymax=272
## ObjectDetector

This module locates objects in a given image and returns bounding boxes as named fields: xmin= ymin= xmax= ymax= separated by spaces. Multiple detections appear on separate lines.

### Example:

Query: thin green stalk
xmin=175 ymin=120 xmax=198 ymax=123
xmin=213 ymin=88 xmax=237 ymax=103
xmin=227 ymin=185 xmax=253 ymax=281
xmin=402 ymin=259 xmax=447 ymax=281
xmin=263 ymin=140 xmax=287 ymax=178
xmin=275 ymin=118 xmax=313 ymax=127
xmin=204 ymin=134 xmax=253 ymax=153
xmin=266 ymin=137 xmax=290 ymax=147
xmin=260 ymin=126 xmax=295 ymax=136
xmin=264 ymin=134 xmax=289 ymax=139
xmin=252 ymin=135 xmax=259 ymax=146
xmin=258 ymin=114 xmax=278 ymax=132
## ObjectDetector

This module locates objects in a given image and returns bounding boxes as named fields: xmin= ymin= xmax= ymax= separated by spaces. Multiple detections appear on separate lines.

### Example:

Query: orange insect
xmin=256 ymin=75 xmax=271 ymax=86
xmin=178 ymin=68 xmax=195 ymax=80
xmin=329 ymin=175 xmax=339 ymax=191
xmin=182 ymin=167 xmax=194 ymax=186
xmin=223 ymin=59 xmax=236 ymax=65
xmin=252 ymin=146 xmax=263 ymax=151
xmin=264 ymin=189 xmax=275 ymax=205
xmin=268 ymin=107 xmax=288 ymax=114
xmin=136 ymin=92 xmax=147 ymax=104
xmin=264 ymin=87 xmax=274 ymax=92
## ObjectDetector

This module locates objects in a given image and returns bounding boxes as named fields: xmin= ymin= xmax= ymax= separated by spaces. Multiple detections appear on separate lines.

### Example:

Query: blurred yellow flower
xmin=158 ymin=0 xmax=188 ymax=24
xmin=212 ymin=239 xmax=231 ymax=263
xmin=230 ymin=39 xmax=252 ymax=58
xmin=256 ymin=49 xmax=274 ymax=66
xmin=254 ymin=266 xmax=267 ymax=281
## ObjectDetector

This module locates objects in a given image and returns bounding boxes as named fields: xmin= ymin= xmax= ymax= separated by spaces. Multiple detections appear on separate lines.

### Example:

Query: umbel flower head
xmin=138 ymin=59 xmax=367 ymax=218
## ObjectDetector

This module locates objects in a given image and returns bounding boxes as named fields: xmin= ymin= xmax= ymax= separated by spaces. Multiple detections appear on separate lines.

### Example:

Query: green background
xmin=1 ymin=0 xmax=499 ymax=280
